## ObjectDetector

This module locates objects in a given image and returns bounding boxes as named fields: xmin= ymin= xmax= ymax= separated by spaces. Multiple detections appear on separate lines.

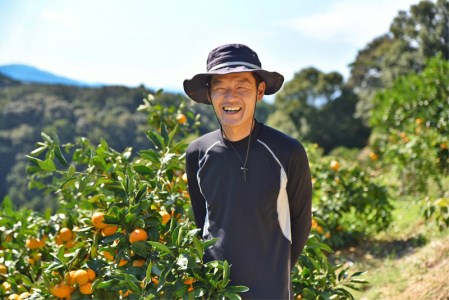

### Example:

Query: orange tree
xmin=1 ymin=92 xmax=367 ymax=299
xmin=304 ymin=144 xmax=392 ymax=248
xmin=370 ymin=55 xmax=449 ymax=229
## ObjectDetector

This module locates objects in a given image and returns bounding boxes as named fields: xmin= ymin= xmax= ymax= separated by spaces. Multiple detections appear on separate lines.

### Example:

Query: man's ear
xmin=257 ymin=82 xmax=266 ymax=102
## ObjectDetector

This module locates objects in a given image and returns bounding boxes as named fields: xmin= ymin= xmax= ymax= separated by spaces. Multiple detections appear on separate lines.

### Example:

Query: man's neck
xmin=221 ymin=121 xmax=254 ymax=142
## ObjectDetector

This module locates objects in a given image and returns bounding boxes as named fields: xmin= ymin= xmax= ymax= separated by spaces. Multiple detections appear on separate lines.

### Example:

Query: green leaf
xmin=226 ymin=286 xmax=249 ymax=293
xmin=125 ymin=274 xmax=141 ymax=294
xmin=145 ymin=260 xmax=153 ymax=285
xmin=146 ymin=131 xmax=164 ymax=150
xmin=139 ymin=150 xmax=160 ymax=163
xmin=222 ymin=260 xmax=230 ymax=287
xmin=168 ymin=125 xmax=179 ymax=146
xmin=134 ymin=165 xmax=155 ymax=176
xmin=202 ymin=238 xmax=218 ymax=249
xmin=147 ymin=241 xmax=173 ymax=256
xmin=38 ymin=158 xmax=57 ymax=172
xmin=161 ymin=123 xmax=169 ymax=144
xmin=94 ymin=279 xmax=115 ymax=289
xmin=192 ymin=236 xmax=204 ymax=261
xmin=30 ymin=146 xmax=48 ymax=156
xmin=41 ymin=132 xmax=53 ymax=143
xmin=68 ymin=165 xmax=76 ymax=177
xmin=54 ymin=145 xmax=68 ymax=166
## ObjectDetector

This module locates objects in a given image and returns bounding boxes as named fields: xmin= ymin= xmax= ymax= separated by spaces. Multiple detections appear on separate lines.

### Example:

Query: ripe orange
xmin=132 ymin=259 xmax=146 ymax=267
xmin=0 ymin=264 xmax=7 ymax=274
xmin=87 ymin=268 xmax=96 ymax=281
xmin=92 ymin=211 xmax=108 ymax=229
xmin=59 ymin=228 xmax=73 ymax=242
xmin=159 ymin=211 xmax=171 ymax=225
xmin=441 ymin=143 xmax=448 ymax=150
xmin=79 ymin=282 xmax=93 ymax=295
xmin=330 ymin=160 xmax=340 ymax=172
xmin=51 ymin=283 xmax=73 ymax=298
xmin=129 ymin=228 xmax=148 ymax=244
xmin=25 ymin=238 xmax=44 ymax=250
xmin=74 ymin=269 xmax=89 ymax=285
xmin=101 ymin=225 xmax=118 ymax=237
xmin=176 ymin=113 xmax=187 ymax=124
xmin=184 ymin=277 xmax=195 ymax=285
xmin=151 ymin=277 xmax=159 ymax=286
xmin=7 ymin=294 xmax=19 ymax=300
xmin=118 ymin=259 xmax=128 ymax=267
xmin=103 ymin=251 xmax=115 ymax=261
xmin=68 ymin=270 xmax=77 ymax=285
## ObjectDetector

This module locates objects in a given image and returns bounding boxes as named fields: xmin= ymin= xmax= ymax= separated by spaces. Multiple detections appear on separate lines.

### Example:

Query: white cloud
xmin=284 ymin=0 xmax=421 ymax=47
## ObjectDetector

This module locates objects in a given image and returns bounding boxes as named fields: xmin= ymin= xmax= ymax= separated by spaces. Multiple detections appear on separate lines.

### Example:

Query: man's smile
xmin=223 ymin=106 xmax=242 ymax=112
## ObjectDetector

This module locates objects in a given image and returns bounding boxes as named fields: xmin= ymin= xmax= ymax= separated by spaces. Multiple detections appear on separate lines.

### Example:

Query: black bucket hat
xmin=183 ymin=43 xmax=284 ymax=104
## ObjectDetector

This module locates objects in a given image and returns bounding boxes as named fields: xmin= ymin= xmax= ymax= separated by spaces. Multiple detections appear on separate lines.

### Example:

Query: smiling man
xmin=184 ymin=43 xmax=312 ymax=299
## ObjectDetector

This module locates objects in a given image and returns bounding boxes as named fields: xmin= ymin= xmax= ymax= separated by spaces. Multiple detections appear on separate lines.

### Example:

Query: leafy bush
xmin=370 ymin=55 xmax=449 ymax=195
xmin=306 ymin=144 xmax=393 ymax=248
xmin=0 ymin=93 xmax=368 ymax=299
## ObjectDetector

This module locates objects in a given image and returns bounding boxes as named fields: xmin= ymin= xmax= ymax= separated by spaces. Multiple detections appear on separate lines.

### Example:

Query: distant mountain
xmin=0 ymin=64 xmax=101 ymax=87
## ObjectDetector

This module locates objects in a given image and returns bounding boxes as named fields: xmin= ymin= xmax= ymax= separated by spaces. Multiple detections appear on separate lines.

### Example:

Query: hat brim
xmin=183 ymin=66 xmax=284 ymax=104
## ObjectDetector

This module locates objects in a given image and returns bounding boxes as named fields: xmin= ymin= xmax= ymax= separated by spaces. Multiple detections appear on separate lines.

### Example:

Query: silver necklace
xmin=221 ymin=121 xmax=253 ymax=182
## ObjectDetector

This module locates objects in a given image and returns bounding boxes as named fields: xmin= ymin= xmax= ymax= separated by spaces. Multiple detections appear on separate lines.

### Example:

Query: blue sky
xmin=0 ymin=0 xmax=422 ymax=94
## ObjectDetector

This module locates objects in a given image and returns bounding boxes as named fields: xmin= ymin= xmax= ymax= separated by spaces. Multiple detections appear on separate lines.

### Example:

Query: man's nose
xmin=224 ymin=88 xmax=237 ymax=100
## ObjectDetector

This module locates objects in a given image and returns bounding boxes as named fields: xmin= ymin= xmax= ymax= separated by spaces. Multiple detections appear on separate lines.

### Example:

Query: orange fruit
xmin=330 ymin=160 xmax=340 ymax=172
xmin=64 ymin=239 xmax=76 ymax=249
xmin=8 ymin=294 xmax=19 ymax=300
xmin=151 ymin=277 xmax=159 ymax=286
xmin=441 ymin=143 xmax=448 ymax=150
xmin=0 ymin=264 xmax=7 ymax=274
xmin=129 ymin=228 xmax=148 ymax=244
xmin=87 ymin=268 xmax=96 ymax=281
xmin=311 ymin=219 xmax=318 ymax=229
xmin=51 ymin=283 xmax=73 ymax=298
xmin=101 ymin=225 xmax=118 ymax=237
xmin=103 ymin=251 xmax=115 ymax=261
xmin=118 ymin=259 xmax=128 ymax=267
xmin=92 ymin=211 xmax=108 ymax=229
xmin=79 ymin=282 xmax=93 ymax=295
xmin=74 ymin=269 xmax=89 ymax=285
xmin=2 ymin=281 xmax=12 ymax=291
xmin=68 ymin=270 xmax=77 ymax=285
xmin=25 ymin=238 xmax=44 ymax=250
xmin=176 ymin=113 xmax=187 ymax=124
xmin=184 ymin=277 xmax=194 ymax=285
xmin=59 ymin=228 xmax=73 ymax=242
xmin=55 ymin=234 xmax=63 ymax=245
xmin=159 ymin=211 xmax=171 ymax=225
xmin=132 ymin=259 xmax=146 ymax=267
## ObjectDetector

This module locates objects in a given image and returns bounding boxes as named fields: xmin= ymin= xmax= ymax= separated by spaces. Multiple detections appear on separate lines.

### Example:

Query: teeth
xmin=223 ymin=107 xmax=241 ymax=111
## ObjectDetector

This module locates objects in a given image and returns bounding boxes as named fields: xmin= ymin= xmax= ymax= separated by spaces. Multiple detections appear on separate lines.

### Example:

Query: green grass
xmin=340 ymin=175 xmax=449 ymax=299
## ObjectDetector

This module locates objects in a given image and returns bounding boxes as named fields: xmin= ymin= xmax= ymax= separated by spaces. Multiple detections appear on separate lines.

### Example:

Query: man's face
xmin=209 ymin=72 xmax=265 ymax=136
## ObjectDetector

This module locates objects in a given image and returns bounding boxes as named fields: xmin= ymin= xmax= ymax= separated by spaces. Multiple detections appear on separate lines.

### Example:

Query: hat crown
xmin=206 ymin=44 xmax=262 ymax=72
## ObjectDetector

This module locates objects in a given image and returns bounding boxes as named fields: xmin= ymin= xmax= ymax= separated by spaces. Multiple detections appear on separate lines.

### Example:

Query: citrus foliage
xmin=370 ymin=55 xmax=449 ymax=230
xmin=306 ymin=144 xmax=393 ymax=248
xmin=370 ymin=56 xmax=449 ymax=194
xmin=0 ymin=93 xmax=372 ymax=299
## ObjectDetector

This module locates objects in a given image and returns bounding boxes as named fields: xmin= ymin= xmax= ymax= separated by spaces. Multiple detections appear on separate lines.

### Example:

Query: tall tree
xmin=271 ymin=67 xmax=369 ymax=153
xmin=349 ymin=0 xmax=449 ymax=123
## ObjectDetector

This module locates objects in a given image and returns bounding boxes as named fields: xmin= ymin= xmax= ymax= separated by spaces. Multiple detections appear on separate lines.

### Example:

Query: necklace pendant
xmin=241 ymin=167 xmax=248 ymax=182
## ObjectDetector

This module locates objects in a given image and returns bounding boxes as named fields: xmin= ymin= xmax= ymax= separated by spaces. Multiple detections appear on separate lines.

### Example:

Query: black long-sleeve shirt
xmin=185 ymin=120 xmax=312 ymax=299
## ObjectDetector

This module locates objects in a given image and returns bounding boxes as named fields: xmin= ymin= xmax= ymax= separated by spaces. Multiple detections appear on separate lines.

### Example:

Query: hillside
xmin=0 ymin=64 xmax=96 ymax=86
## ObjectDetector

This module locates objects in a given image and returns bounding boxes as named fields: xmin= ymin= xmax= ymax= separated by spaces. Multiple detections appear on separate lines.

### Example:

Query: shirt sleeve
xmin=185 ymin=145 xmax=207 ymax=236
xmin=287 ymin=143 xmax=312 ymax=268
